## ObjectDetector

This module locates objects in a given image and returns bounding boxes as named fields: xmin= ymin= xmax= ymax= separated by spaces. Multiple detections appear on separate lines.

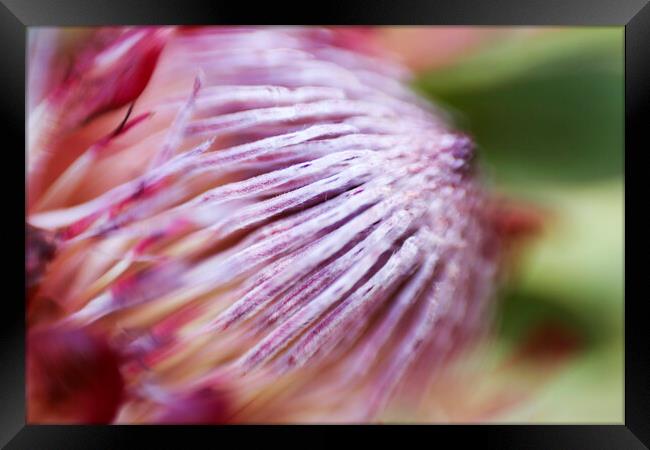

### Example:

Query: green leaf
xmin=514 ymin=181 xmax=623 ymax=316
xmin=415 ymin=28 xmax=623 ymax=95
xmin=414 ymin=28 xmax=624 ymax=184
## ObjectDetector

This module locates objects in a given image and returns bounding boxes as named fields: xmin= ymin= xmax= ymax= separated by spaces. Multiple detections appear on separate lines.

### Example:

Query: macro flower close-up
xmin=25 ymin=26 xmax=623 ymax=424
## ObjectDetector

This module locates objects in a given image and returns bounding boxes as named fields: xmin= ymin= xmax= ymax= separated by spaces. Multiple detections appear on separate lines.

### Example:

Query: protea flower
xmin=27 ymin=26 xmax=514 ymax=423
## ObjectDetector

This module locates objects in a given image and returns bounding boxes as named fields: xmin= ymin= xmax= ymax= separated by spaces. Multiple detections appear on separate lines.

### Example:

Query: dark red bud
xmin=27 ymin=326 xmax=124 ymax=423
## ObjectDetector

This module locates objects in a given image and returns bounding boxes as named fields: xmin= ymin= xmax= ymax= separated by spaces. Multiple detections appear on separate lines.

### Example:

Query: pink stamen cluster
xmin=27 ymin=27 xmax=500 ymax=423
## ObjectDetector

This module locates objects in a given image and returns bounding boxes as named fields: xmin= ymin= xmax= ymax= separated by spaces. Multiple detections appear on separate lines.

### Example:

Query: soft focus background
xmin=381 ymin=27 xmax=623 ymax=423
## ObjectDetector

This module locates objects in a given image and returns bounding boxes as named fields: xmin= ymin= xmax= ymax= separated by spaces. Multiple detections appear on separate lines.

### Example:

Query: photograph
xmin=25 ymin=25 xmax=623 ymax=425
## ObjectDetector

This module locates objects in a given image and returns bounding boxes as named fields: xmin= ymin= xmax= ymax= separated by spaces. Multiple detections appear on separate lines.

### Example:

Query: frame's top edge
xmin=2 ymin=0 xmax=647 ymax=26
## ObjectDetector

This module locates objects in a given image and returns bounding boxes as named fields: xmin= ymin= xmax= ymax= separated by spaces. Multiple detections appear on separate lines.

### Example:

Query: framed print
xmin=2 ymin=0 xmax=648 ymax=448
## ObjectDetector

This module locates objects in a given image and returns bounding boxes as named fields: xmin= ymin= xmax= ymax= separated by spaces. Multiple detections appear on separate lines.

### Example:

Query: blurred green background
xmin=413 ymin=28 xmax=624 ymax=423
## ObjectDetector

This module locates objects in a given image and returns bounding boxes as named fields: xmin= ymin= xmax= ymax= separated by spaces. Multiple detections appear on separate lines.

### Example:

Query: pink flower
xmin=27 ymin=26 xmax=504 ymax=423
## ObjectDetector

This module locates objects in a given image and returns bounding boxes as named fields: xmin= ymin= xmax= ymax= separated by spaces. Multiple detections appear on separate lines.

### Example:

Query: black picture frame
xmin=3 ymin=0 xmax=647 ymax=448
